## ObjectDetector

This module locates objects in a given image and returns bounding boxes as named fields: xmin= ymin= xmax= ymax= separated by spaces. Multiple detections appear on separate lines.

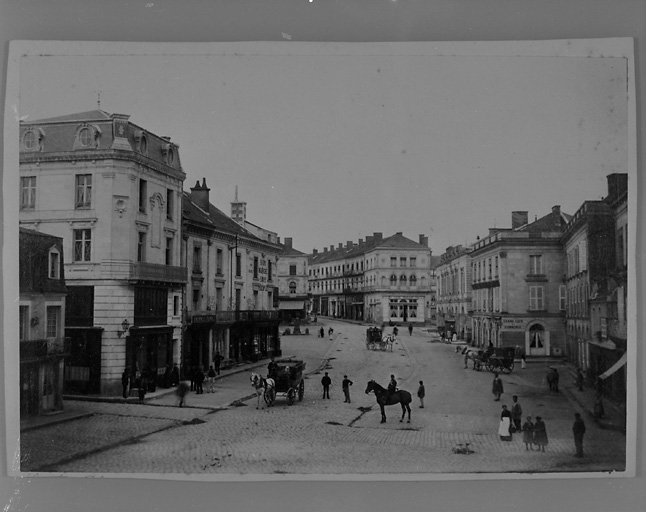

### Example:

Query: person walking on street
xmin=138 ymin=375 xmax=147 ymax=402
xmin=342 ymin=375 xmax=353 ymax=403
xmin=176 ymin=380 xmax=189 ymax=407
xmin=510 ymin=395 xmax=523 ymax=433
xmin=533 ymin=416 xmax=548 ymax=452
xmin=417 ymin=380 xmax=425 ymax=408
xmin=206 ymin=365 xmax=217 ymax=393
xmin=213 ymin=352 xmax=223 ymax=376
xmin=267 ymin=357 xmax=278 ymax=380
xmin=576 ymin=368 xmax=584 ymax=391
xmin=321 ymin=372 xmax=331 ymax=399
xmin=195 ymin=366 xmax=205 ymax=395
xmin=553 ymin=368 xmax=560 ymax=392
xmin=408 ymin=323 xmax=413 ymax=336
xmin=328 ymin=327 xmax=334 ymax=340
xmin=522 ymin=416 xmax=535 ymax=451
xmin=573 ymin=412 xmax=586 ymax=457
xmin=499 ymin=405 xmax=512 ymax=441
xmin=121 ymin=367 xmax=130 ymax=399
xmin=492 ymin=373 xmax=504 ymax=401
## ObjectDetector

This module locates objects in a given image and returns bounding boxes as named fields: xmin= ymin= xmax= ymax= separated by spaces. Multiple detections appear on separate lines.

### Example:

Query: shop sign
xmin=502 ymin=318 xmax=526 ymax=331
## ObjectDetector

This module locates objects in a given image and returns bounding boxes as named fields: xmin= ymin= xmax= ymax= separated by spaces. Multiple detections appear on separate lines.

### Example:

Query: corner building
xmin=19 ymin=110 xmax=186 ymax=395
xmin=470 ymin=208 xmax=569 ymax=356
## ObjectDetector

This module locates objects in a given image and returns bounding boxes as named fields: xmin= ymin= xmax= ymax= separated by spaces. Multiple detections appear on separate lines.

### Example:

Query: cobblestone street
xmin=20 ymin=320 xmax=626 ymax=476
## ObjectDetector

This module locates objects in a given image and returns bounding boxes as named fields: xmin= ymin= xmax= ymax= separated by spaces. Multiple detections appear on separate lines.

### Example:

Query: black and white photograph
xmin=4 ymin=37 xmax=636 ymax=479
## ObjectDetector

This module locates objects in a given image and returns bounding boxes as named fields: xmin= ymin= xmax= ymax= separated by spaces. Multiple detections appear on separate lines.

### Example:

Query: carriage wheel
xmin=502 ymin=362 xmax=514 ymax=374
xmin=287 ymin=388 xmax=296 ymax=405
xmin=485 ymin=360 xmax=495 ymax=372
xmin=264 ymin=387 xmax=275 ymax=406
xmin=298 ymin=380 xmax=304 ymax=401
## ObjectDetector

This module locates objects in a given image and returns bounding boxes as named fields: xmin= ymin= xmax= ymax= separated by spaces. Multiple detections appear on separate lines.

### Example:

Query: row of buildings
xmin=18 ymin=110 xmax=316 ymax=412
xmin=435 ymin=174 xmax=628 ymax=404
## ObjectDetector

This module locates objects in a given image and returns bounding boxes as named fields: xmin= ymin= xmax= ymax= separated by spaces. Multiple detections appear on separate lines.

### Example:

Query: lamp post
xmin=117 ymin=318 xmax=130 ymax=338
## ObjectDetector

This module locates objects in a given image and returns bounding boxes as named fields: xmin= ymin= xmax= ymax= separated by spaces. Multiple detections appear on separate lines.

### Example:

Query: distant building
xmin=183 ymin=179 xmax=281 ymax=367
xmin=19 ymin=228 xmax=67 ymax=416
xmin=309 ymin=232 xmax=433 ymax=325
xmin=436 ymin=245 xmax=473 ymax=340
xmin=276 ymin=238 xmax=309 ymax=320
xmin=470 ymin=207 xmax=569 ymax=355
xmin=19 ymin=110 xmax=186 ymax=395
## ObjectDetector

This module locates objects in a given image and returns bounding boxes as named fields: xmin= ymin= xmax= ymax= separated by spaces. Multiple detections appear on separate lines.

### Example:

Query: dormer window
xmin=49 ymin=247 xmax=60 ymax=279
xmin=21 ymin=127 xmax=44 ymax=152
xmin=73 ymin=123 xmax=101 ymax=150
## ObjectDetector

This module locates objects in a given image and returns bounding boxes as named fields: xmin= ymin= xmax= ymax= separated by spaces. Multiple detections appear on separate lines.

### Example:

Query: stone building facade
xmin=435 ymin=245 xmax=473 ymax=341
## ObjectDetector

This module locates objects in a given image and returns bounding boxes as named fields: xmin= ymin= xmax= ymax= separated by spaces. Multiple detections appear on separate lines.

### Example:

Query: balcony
xmin=130 ymin=262 xmax=188 ymax=284
xmin=188 ymin=309 xmax=280 ymax=325
xmin=20 ymin=337 xmax=69 ymax=360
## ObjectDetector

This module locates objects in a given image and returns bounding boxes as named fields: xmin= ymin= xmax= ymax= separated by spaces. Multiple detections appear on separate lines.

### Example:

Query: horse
xmin=381 ymin=334 xmax=395 ymax=352
xmin=250 ymin=372 xmax=275 ymax=409
xmin=461 ymin=346 xmax=485 ymax=370
xmin=364 ymin=380 xmax=412 ymax=423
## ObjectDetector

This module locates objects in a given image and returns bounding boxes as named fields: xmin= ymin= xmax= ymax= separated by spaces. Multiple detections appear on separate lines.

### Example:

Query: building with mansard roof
xmin=182 ymin=179 xmax=281 ymax=368
xmin=308 ymin=232 xmax=434 ymax=325
xmin=19 ymin=110 xmax=186 ymax=396
xmin=436 ymin=244 xmax=473 ymax=341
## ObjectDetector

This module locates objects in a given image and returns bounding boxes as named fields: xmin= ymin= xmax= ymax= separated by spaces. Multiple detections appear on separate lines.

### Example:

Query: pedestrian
xmin=522 ymin=416 xmax=535 ymax=451
xmin=321 ymin=372 xmax=331 ymax=399
xmin=121 ymin=367 xmax=130 ymax=399
xmin=553 ymin=367 xmax=560 ymax=392
xmin=267 ymin=357 xmax=278 ymax=380
xmin=533 ymin=416 xmax=548 ymax=452
xmin=328 ymin=327 xmax=334 ymax=340
xmin=138 ymin=375 xmax=147 ymax=402
xmin=452 ymin=332 xmax=457 ymax=343
xmin=463 ymin=350 xmax=470 ymax=369
xmin=319 ymin=327 xmax=325 ymax=338
xmin=176 ymin=380 xmax=190 ymax=407
xmin=171 ymin=363 xmax=180 ymax=386
xmin=417 ymin=380 xmax=425 ymax=408
xmin=195 ymin=366 xmax=205 ymax=394
xmin=510 ymin=395 xmax=523 ymax=433
xmin=573 ymin=412 xmax=586 ymax=457
xmin=213 ymin=352 xmax=223 ymax=376
xmin=207 ymin=365 xmax=217 ymax=393
xmin=189 ymin=366 xmax=196 ymax=391
xmin=576 ymin=368 xmax=584 ymax=391
xmin=342 ymin=375 xmax=353 ymax=403
xmin=408 ymin=323 xmax=413 ymax=336
xmin=393 ymin=326 xmax=399 ymax=336
xmin=520 ymin=350 xmax=527 ymax=370
xmin=492 ymin=372 xmax=504 ymax=401
xmin=499 ymin=405 xmax=512 ymax=441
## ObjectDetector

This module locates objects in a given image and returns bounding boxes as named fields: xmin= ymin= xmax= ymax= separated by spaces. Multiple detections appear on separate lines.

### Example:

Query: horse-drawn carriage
xmin=264 ymin=358 xmax=306 ymax=406
xmin=365 ymin=327 xmax=394 ymax=351
xmin=466 ymin=346 xmax=516 ymax=374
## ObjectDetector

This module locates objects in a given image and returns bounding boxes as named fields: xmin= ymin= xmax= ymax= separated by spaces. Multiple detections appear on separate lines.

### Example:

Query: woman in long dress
xmin=522 ymin=416 xmax=535 ymax=451
xmin=533 ymin=416 xmax=548 ymax=452
xmin=498 ymin=405 xmax=512 ymax=441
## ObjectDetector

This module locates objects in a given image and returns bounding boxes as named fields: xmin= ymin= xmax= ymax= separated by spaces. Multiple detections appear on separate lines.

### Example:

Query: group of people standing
xmin=319 ymin=372 xmax=353 ymax=403
xmin=498 ymin=395 xmax=549 ymax=452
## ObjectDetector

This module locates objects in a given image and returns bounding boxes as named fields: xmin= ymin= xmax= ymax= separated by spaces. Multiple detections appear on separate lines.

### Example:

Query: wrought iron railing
xmin=130 ymin=262 xmax=187 ymax=283
xmin=20 ymin=337 xmax=69 ymax=359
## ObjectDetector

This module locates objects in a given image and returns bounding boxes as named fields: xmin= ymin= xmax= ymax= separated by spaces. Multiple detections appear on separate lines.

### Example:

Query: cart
xmin=366 ymin=327 xmax=393 ymax=351
xmin=264 ymin=358 xmax=306 ymax=406
xmin=484 ymin=347 xmax=516 ymax=374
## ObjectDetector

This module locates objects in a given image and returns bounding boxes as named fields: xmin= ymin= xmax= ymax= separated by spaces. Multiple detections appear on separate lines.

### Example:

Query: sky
xmin=18 ymin=44 xmax=629 ymax=255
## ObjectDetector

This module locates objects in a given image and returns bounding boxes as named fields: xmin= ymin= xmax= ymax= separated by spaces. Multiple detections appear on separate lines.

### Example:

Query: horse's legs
xmin=380 ymin=404 xmax=386 ymax=423
xmin=400 ymin=404 xmax=405 ymax=422
xmin=407 ymin=404 xmax=411 ymax=423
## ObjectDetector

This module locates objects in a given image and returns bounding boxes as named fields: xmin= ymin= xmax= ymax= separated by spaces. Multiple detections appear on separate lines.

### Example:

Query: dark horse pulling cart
xmin=472 ymin=347 xmax=516 ymax=374
xmin=265 ymin=358 xmax=306 ymax=406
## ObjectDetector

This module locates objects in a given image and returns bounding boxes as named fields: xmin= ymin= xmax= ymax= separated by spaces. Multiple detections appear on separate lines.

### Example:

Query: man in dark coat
xmin=510 ymin=395 xmax=523 ymax=432
xmin=321 ymin=372 xmax=331 ymax=399
xmin=121 ymin=368 xmax=130 ymax=399
xmin=342 ymin=375 xmax=353 ymax=403
xmin=573 ymin=412 xmax=586 ymax=457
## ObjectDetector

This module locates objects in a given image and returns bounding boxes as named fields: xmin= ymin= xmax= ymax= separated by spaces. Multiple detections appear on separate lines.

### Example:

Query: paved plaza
xmin=19 ymin=320 xmax=626 ymax=476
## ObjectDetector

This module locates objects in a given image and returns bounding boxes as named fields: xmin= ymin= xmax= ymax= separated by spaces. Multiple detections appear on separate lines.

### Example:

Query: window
xmin=73 ymin=229 xmax=91 ymax=262
xmin=289 ymin=281 xmax=297 ymax=294
xmin=20 ymin=176 xmax=36 ymax=209
xmin=166 ymin=189 xmax=174 ymax=220
xmin=400 ymin=274 xmax=407 ymax=284
xmin=193 ymin=245 xmax=201 ymax=272
xmin=390 ymin=274 xmax=397 ymax=285
xmin=400 ymin=257 xmax=407 ymax=267
xmin=173 ymin=296 xmax=179 ymax=316
xmin=268 ymin=260 xmax=273 ymax=281
xmin=75 ymin=174 xmax=92 ymax=208
xmin=138 ymin=179 xmax=147 ymax=212
xmin=79 ymin=127 xmax=92 ymax=147
xmin=46 ymin=306 xmax=61 ymax=338
xmin=216 ymin=249 xmax=223 ymax=275
xmin=289 ymin=264 xmax=297 ymax=276
xmin=165 ymin=237 xmax=173 ymax=265
xmin=488 ymin=258 xmax=492 ymax=279
xmin=410 ymin=257 xmax=417 ymax=268
xmin=23 ymin=130 xmax=37 ymax=150
xmin=390 ymin=257 xmax=397 ymax=267
xmin=19 ymin=306 xmax=29 ymax=341
xmin=253 ymin=257 xmax=259 ymax=279
xmin=529 ymin=286 xmax=544 ymax=311
xmin=410 ymin=274 xmax=417 ymax=285
xmin=529 ymin=255 xmax=543 ymax=274
xmin=192 ymin=288 xmax=201 ymax=310
xmin=235 ymin=253 xmax=242 ymax=277
xmin=495 ymin=256 xmax=499 ymax=278
xmin=138 ymin=232 xmax=147 ymax=262
xmin=48 ymin=248 xmax=60 ymax=279
xmin=559 ymin=285 xmax=567 ymax=311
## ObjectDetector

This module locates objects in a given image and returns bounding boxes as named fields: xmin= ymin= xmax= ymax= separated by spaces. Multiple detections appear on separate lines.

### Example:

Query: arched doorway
xmin=527 ymin=323 xmax=549 ymax=356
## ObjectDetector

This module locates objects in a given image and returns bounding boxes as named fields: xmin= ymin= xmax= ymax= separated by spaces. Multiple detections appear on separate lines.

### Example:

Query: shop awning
xmin=278 ymin=301 xmax=305 ymax=310
xmin=599 ymin=353 xmax=627 ymax=380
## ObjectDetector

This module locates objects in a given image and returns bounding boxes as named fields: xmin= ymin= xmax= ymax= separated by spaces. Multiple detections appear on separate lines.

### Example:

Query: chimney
xmin=396 ymin=231 xmax=403 ymax=236
xmin=312 ymin=248 xmax=318 ymax=256
xmin=190 ymin=178 xmax=210 ymax=212
xmin=330 ymin=245 xmax=334 ymax=252
xmin=419 ymin=234 xmax=428 ymax=247
xmin=511 ymin=211 xmax=528 ymax=229
xmin=373 ymin=232 xmax=383 ymax=241
xmin=606 ymin=173 xmax=628 ymax=202
xmin=285 ymin=237 xmax=293 ymax=249
xmin=358 ymin=238 xmax=364 ymax=245
xmin=346 ymin=241 xmax=353 ymax=249
xmin=338 ymin=243 xmax=343 ymax=250
xmin=366 ymin=236 xmax=373 ymax=244
xmin=323 ymin=247 xmax=328 ymax=253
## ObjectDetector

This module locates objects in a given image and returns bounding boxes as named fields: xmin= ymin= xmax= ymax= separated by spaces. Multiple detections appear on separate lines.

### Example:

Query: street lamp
xmin=117 ymin=319 xmax=130 ymax=338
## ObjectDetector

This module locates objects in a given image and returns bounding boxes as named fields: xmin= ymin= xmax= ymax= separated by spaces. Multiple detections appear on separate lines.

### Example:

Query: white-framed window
xmin=20 ymin=176 xmax=36 ymax=209
xmin=48 ymin=247 xmax=60 ymax=279
xmin=216 ymin=249 xmax=223 ymax=275
xmin=73 ymin=229 xmax=92 ymax=262
xmin=390 ymin=274 xmax=397 ymax=285
xmin=559 ymin=285 xmax=567 ymax=311
xmin=46 ymin=305 xmax=61 ymax=338
xmin=400 ymin=257 xmax=407 ymax=267
xmin=529 ymin=286 xmax=544 ymax=311
xmin=390 ymin=257 xmax=397 ymax=267
xmin=75 ymin=174 xmax=92 ymax=208
xmin=289 ymin=264 xmax=297 ymax=276
xmin=289 ymin=281 xmax=297 ymax=294
xmin=529 ymin=255 xmax=543 ymax=274
xmin=79 ymin=127 xmax=92 ymax=147
xmin=410 ymin=257 xmax=417 ymax=268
